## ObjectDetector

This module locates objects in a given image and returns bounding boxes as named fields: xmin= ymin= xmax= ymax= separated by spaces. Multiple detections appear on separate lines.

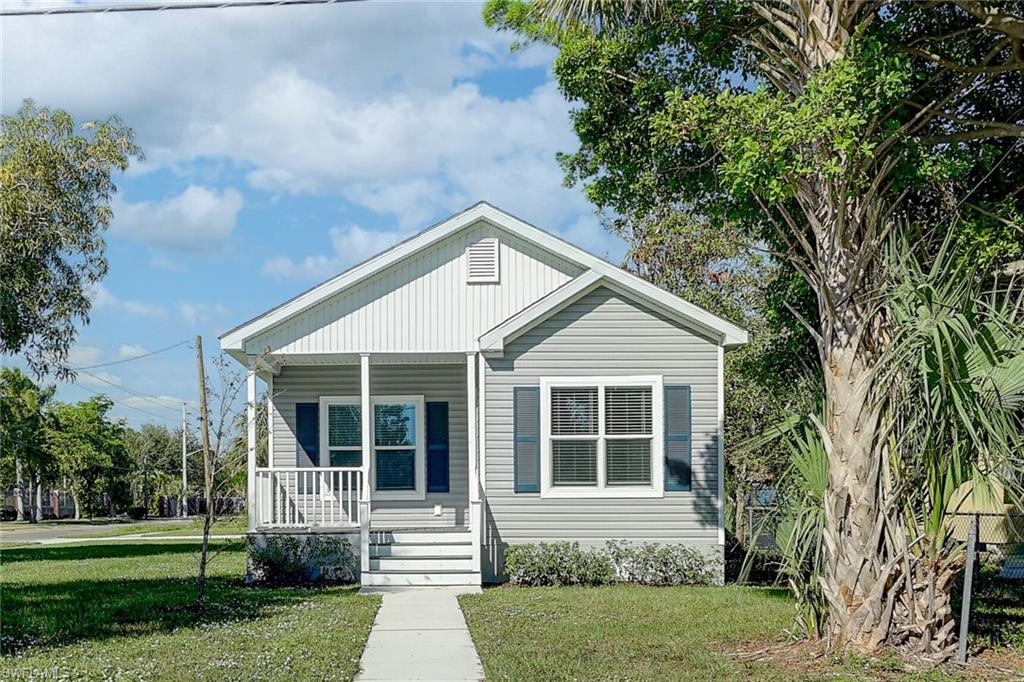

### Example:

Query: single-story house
xmin=221 ymin=202 xmax=747 ymax=586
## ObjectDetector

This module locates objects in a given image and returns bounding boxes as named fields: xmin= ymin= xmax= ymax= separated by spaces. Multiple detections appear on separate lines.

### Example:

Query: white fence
xmin=255 ymin=467 xmax=363 ymax=528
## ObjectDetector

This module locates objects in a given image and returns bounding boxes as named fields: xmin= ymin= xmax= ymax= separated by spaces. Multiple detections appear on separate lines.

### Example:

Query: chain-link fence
xmin=945 ymin=512 xmax=1024 ymax=662
xmin=946 ymin=512 xmax=1024 ymax=572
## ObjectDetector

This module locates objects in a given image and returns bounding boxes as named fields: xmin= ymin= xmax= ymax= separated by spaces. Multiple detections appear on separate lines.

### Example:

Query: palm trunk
xmin=33 ymin=477 xmax=43 ymax=523
xmin=819 ymin=323 xmax=888 ymax=650
xmin=14 ymin=457 xmax=24 ymax=521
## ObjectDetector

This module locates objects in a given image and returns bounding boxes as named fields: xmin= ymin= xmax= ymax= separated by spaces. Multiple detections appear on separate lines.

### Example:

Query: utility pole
xmin=181 ymin=402 xmax=188 ymax=518
xmin=194 ymin=335 xmax=215 ymax=604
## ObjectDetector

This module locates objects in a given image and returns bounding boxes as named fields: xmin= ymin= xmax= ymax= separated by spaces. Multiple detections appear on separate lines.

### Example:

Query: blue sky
xmin=1 ymin=1 xmax=626 ymax=428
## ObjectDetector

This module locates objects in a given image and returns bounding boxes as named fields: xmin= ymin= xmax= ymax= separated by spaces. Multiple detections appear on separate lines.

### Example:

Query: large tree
xmin=1 ymin=100 xmax=140 ymax=378
xmin=486 ymin=0 xmax=1024 ymax=655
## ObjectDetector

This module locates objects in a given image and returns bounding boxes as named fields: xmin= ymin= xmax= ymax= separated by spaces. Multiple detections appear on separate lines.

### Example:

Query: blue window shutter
xmin=664 ymin=386 xmax=692 ymax=491
xmin=296 ymin=402 xmax=319 ymax=466
xmin=513 ymin=387 xmax=540 ymax=493
xmin=426 ymin=402 xmax=449 ymax=493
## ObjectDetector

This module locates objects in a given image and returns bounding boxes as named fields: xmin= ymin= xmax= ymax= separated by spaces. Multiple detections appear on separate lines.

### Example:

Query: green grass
xmin=134 ymin=515 xmax=247 ymax=537
xmin=460 ymin=584 xmax=1023 ymax=681
xmin=81 ymin=515 xmax=247 ymax=538
xmin=461 ymin=584 xmax=797 ymax=681
xmin=0 ymin=518 xmax=133 ymax=533
xmin=961 ymin=564 xmax=1024 ymax=653
xmin=0 ymin=540 xmax=379 ymax=680
xmin=0 ymin=515 xmax=247 ymax=540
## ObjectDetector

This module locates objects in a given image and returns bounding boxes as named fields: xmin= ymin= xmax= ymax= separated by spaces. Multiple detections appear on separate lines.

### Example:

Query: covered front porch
xmin=243 ymin=351 xmax=484 ymax=578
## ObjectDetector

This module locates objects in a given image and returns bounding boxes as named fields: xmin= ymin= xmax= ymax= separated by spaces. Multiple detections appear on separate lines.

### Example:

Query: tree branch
xmin=952 ymin=1 xmax=1024 ymax=41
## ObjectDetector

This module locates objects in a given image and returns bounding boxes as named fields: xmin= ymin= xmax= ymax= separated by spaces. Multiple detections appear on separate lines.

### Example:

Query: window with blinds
xmin=465 ymin=237 xmax=499 ymax=283
xmin=604 ymin=386 xmax=652 ymax=486
xmin=326 ymin=404 xmax=361 ymax=467
xmin=546 ymin=380 xmax=656 ymax=490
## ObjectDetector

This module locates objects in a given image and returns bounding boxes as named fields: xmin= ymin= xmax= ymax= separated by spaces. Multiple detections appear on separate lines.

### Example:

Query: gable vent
xmin=466 ymin=237 xmax=500 ymax=284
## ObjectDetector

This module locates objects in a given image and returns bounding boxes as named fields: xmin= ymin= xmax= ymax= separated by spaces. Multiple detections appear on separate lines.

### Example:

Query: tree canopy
xmin=1 ymin=100 xmax=141 ymax=379
xmin=486 ymin=0 xmax=1024 ymax=656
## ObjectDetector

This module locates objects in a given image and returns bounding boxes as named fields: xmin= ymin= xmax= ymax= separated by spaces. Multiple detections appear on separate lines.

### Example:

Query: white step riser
xmin=370 ymin=557 xmax=473 ymax=572
xmin=370 ymin=543 xmax=471 ymax=558
xmin=362 ymin=572 xmax=481 ymax=587
xmin=372 ymin=531 xmax=471 ymax=544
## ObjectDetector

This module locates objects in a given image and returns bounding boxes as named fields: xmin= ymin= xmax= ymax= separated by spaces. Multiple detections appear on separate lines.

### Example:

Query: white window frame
xmin=540 ymin=376 xmax=664 ymax=499
xmin=318 ymin=396 xmax=362 ymax=468
xmin=318 ymin=394 xmax=427 ymax=501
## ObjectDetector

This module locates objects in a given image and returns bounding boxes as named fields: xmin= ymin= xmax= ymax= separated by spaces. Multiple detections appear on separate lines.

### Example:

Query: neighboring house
xmin=220 ymin=202 xmax=747 ymax=586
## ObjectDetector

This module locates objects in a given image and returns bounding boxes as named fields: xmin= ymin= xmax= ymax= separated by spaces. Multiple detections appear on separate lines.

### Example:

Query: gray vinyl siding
xmin=482 ymin=286 xmax=722 ymax=581
xmin=271 ymin=363 xmax=469 ymax=528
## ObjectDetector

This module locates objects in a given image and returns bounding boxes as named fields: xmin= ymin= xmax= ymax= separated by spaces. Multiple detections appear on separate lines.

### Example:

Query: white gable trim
xmin=479 ymin=271 xmax=604 ymax=353
xmin=220 ymin=202 xmax=747 ymax=351
xmin=479 ymin=271 xmax=745 ymax=354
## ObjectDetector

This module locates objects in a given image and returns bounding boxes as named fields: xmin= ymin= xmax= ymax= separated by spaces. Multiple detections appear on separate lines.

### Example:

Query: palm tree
xmin=523 ymin=0 xmax=1024 ymax=654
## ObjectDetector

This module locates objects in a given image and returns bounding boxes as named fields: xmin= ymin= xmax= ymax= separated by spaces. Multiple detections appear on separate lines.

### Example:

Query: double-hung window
xmin=540 ymin=376 xmax=663 ymax=498
xmin=319 ymin=395 xmax=426 ymax=500
xmin=320 ymin=399 xmax=362 ymax=467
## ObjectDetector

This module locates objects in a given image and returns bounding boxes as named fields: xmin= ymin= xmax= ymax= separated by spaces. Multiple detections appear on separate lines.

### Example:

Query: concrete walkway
xmin=356 ymin=587 xmax=484 ymax=682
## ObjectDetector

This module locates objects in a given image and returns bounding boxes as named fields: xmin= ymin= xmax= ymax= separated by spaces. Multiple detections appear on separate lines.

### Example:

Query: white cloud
xmin=149 ymin=255 xmax=187 ymax=272
xmin=0 ymin=3 xmax=592 ymax=233
xmin=68 ymin=345 xmax=103 ymax=368
xmin=77 ymin=370 xmax=122 ymax=388
xmin=112 ymin=185 xmax=243 ymax=253
xmin=122 ymin=395 xmax=185 ymax=411
xmin=90 ymin=284 xmax=167 ymax=318
xmin=4 ymin=1 xmax=629 ymax=283
xmin=118 ymin=344 xmax=149 ymax=360
xmin=179 ymin=302 xmax=229 ymax=326
xmin=262 ymin=224 xmax=410 ymax=281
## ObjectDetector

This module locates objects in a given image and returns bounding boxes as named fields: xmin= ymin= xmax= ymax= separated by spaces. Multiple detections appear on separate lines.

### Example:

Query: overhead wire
xmin=68 ymin=339 xmax=190 ymax=370
xmin=0 ymin=0 xmax=361 ymax=17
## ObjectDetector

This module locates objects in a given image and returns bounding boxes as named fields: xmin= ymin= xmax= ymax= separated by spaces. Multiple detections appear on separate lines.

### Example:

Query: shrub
xmin=505 ymin=542 xmax=612 ymax=586
xmin=247 ymin=535 xmax=357 ymax=585
xmin=504 ymin=541 xmax=721 ymax=587
xmin=126 ymin=506 xmax=146 ymax=520
xmin=604 ymin=540 xmax=721 ymax=585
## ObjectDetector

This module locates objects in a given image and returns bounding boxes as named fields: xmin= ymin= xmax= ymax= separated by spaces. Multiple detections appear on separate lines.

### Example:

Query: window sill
xmin=372 ymin=489 xmax=426 ymax=501
xmin=540 ymin=487 xmax=664 ymax=499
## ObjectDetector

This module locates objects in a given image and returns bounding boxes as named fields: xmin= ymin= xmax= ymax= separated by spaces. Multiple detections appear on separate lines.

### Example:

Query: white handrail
xmin=254 ymin=467 xmax=364 ymax=529
xmin=255 ymin=466 xmax=362 ymax=472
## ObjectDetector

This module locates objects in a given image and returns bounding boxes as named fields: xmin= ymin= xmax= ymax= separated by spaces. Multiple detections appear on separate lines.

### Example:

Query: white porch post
xmin=246 ymin=356 xmax=257 ymax=533
xmin=359 ymin=353 xmax=371 ymax=574
xmin=466 ymin=352 xmax=482 ymax=575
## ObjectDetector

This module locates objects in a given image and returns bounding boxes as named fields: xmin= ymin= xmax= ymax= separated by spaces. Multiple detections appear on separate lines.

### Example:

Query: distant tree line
xmin=0 ymin=366 xmax=243 ymax=521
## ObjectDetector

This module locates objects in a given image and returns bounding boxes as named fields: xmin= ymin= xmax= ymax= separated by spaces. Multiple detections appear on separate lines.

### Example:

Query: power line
xmin=74 ymin=367 xmax=184 ymax=413
xmin=64 ymin=381 xmax=181 ymax=423
xmin=69 ymin=340 xmax=191 ymax=370
xmin=0 ymin=0 xmax=360 ymax=17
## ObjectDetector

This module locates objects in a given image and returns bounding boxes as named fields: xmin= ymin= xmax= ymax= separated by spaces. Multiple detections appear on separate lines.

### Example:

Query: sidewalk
xmin=356 ymin=587 xmax=484 ymax=681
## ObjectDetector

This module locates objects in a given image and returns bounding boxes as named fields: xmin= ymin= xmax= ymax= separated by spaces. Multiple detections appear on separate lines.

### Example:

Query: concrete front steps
xmin=362 ymin=528 xmax=480 ymax=587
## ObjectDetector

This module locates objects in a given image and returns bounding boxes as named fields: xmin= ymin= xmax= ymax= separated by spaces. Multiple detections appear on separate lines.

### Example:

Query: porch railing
xmin=255 ymin=467 xmax=364 ymax=529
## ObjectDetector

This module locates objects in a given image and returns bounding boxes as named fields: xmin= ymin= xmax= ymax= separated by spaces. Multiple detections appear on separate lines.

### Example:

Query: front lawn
xmin=460 ymin=585 xmax=795 ymax=681
xmin=0 ymin=540 xmax=379 ymax=680
xmin=460 ymin=584 xmax=1024 ymax=681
